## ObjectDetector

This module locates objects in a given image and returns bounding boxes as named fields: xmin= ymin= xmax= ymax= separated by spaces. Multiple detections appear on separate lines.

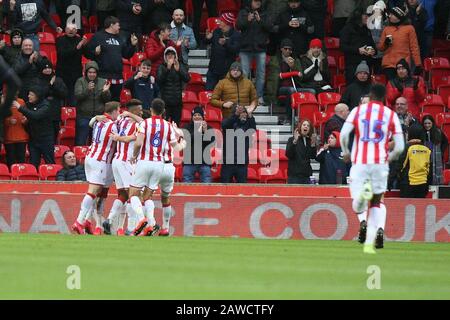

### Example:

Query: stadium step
xmin=257 ymin=125 xmax=292 ymax=133
xmin=254 ymin=106 xmax=270 ymax=114
xmin=188 ymin=49 xmax=208 ymax=58
xmin=189 ymin=58 xmax=210 ymax=68
xmin=189 ymin=67 xmax=208 ymax=76
xmin=253 ymin=115 xmax=278 ymax=125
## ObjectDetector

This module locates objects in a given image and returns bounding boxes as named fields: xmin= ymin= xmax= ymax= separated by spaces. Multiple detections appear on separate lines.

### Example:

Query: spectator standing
xmin=3 ymin=98 xmax=28 ymax=168
xmin=124 ymin=59 xmax=159 ymax=111
xmin=0 ymin=28 xmax=24 ymax=66
xmin=96 ymin=0 xmax=116 ymax=30
xmin=341 ymin=60 xmax=372 ymax=110
xmin=266 ymin=38 xmax=303 ymax=125
xmin=17 ymin=86 xmax=55 ymax=168
xmin=397 ymin=124 xmax=431 ymax=198
xmin=236 ymin=0 xmax=273 ymax=105
xmin=36 ymin=57 xmax=68 ymax=142
xmin=386 ymin=59 xmax=426 ymax=118
xmin=169 ymin=9 xmax=197 ymax=67
xmin=205 ymin=12 xmax=240 ymax=91
xmin=367 ymin=1 xmax=388 ymax=74
xmin=210 ymin=62 xmax=258 ymax=119
xmin=286 ymin=119 xmax=317 ymax=184
xmin=421 ymin=0 xmax=438 ymax=59
xmin=116 ymin=0 xmax=148 ymax=40
xmin=323 ymin=103 xmax=350 ymax=141
xmin=84 ymin=16 xmax=138 ymax=102
xmin=406 ymin=0 xmax=429 ymax=61
xmin=145 ymin=23 xmax=180 ymax=78
xmin=56 ymin=23 xmax=87 ymax=106
xmin=156 ymin=46 xmax=190 ymax=124
xmin=13 ymin=38 xmax=44 ymax=100
xmin=340 ymin=7 xmax=377 ymax=84
xmin=302 ymin=0 xmax=327 ymax=39
xmin=277 ymin=0 xmax=315 ymax=58
xmin=332 ymin=0 xmax=358 ymax=37
xmin=377 ymin=7 xmax=422 ymax=80
xmin=145 ymin=0 xmax=178 ymax=33
xmin=299 ymin=38 xmax=332 ymax=94
xmin=56 ymin=150 xmax=87 ymax=181
xmin=8 ymin=0 xmax=62 ymax=51
xmin=74 ymin=61 xmax=111 ymax=145
xmin=422 ymin=115 xmax=448 ymax=185
xmin=182 ymin=106 xmax=216 ymax=183
xmin=316 ymin=131 xmax=350 ymax=184
xmin=192 ymin=0 xmax=217 ymax=46
xmin=221 ymin=104 xmax=257 ymax=183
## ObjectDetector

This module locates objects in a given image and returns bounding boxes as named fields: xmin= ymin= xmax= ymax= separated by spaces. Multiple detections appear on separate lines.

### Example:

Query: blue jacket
xmin=169 ymin=22 xmax=197 ymax=65
xmin=316 ymin=146 xmax=350 ymax=184
xmin=124 ymin=72 xmax=159 ymax=110
xmin=422 ymin=0 xmax=437 ymax=31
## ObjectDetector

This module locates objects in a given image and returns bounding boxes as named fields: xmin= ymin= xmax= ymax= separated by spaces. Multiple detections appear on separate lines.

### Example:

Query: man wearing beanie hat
xmin=205 ymin=11 xmax=241 ymax=91
xmin=277 ymin=0 xmax=315 ymax=57
xmin=299 ymin=38 xmax=332 ymax=94
xmin=377 ymin=6 xmax=422 ymax=80
xmin=341 ymin=60 xmax=372 ymax=109
xmin=18 ymin=86 xmax=55 ymax=168
xmin=386 ymin=58 xmax=426 ymax=117
xmin=211 ymin=62 xmax=258 ymax=119
xmin=182 ymin=106 xmax=216 ymax=183
xmin=36 ymin=56 xmax=68 ymax=142
xmin=339 ymin=7 xmax=377 ymax=83
xmin=0 ymin=28 xmax=24 ymax=66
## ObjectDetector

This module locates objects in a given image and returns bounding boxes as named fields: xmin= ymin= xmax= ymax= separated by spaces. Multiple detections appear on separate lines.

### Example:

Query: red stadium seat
xmin=247 ymin=167 xmax=260 ymax=183
xmin=0 ymin=163 xmax=11 ymax=180
xmin=217 ymin=0 xmax=239 ymax=15
xmin=205 ymin=107 xmax=223 ymax=130
xmin=88 ymin=16 xmax=98 ymax=32
xmin=437 ymin=85 xmax=450 ymax=105
xmin=324 ymin=37 xmax=343 ymax=62
xmin=180 ymin=108 xmax=192 ymax=128
xmin=206 ymin=17 xmax=221 ymax=32
xmin=61 ymin=106 xmax=76 ymax=127
xmin=436 ymin=113 xmax=450 ymax=141
xmin=120 ymin=89 xmax=132 ymax=105
xmin=57 ymin=127 xmax=76 ymax=148
xmin=267 ymin=148 xmax=288 ymax=173
xmin=185 ymin=72 xmax=206 ymax=94
xmin=424 ymin=57 xmax=450 ymax=72
xmin=11 ymin=163 xmax=39 ymax=180
xmin=39 ymin=164 xmax=63 ymax=181
xmin=54 ymin=145 xmax=71 ymax=165
xmin=372 ymin=74 xmax=387 ymax=85
xmin=443 ymin=169 xmax=450 ymax=185
xmin=431 ymin=75 xmax=450 ymax=91
xmin=313 ymin=110 xmax=334 ymax=141
xmin=327 ymin=56 xmax=338 ymax=79
xmin=317 ymin=92 xmax=341 ymax=111
xmin=198 ymin=91 xmax=213 ymax=108
xmin=73 ymin=146 xmax=89 ymax=164
xmin=338 ymin=56 xmax=345 ymax=74
xmin=291 ymin=92 xmax=320 ymax=124
xmin=182 ymin=90 xmax=200 ymax=110
xmin=38 ymin=32 xmax=56 ymax=60
xmin=38 ymin=31 xmax=56 ymax=44
xmin=259 ymin=167 xmax=286 ymax=184
xmin=420 ymin=94 xmax=446 ymax=119
xmin=332 ymin=74 xmax=345 ymax=89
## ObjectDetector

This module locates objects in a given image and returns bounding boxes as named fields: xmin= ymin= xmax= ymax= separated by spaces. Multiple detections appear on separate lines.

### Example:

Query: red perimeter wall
xmin=0 ymin=183 xmax=449 ymax=242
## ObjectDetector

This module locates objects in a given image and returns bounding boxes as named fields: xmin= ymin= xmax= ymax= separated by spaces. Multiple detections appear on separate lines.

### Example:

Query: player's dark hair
xmin=369 ymin=84 xmax=386 ymax=102
xmin=126 ymin=99 xmax=142 ymax=110
xmin=104 ymin=101 xmax=120 ymax=114
xmin=104 ymin=16 xmax=120 ymax=29
xmin=151 ymin=98 xmax=165 ymax=115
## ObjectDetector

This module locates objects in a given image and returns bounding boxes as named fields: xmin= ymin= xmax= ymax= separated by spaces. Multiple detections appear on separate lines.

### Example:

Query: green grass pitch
xmin=0 ymin=233 xmax=449 ymax=299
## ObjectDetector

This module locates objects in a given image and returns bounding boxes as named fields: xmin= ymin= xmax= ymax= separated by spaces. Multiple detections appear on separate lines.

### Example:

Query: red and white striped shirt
xmin=138 ymin=116 xmax=176 ymax=162
xmin=346 ymin=101 xmax=403 ymax=165
xmin=87 ymin=116 xmax=118 ymax=163
xmin=115 ymin=116 xmax=138 ymax=161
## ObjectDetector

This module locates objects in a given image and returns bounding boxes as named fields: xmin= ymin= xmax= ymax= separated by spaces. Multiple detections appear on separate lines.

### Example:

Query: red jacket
xmin=145 ymin=30 xmax=181 ymax=78
xmin=386 ymin=76 xmax=426 ymax=117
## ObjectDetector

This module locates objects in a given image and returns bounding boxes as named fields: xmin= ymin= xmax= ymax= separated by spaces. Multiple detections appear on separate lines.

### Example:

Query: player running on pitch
xmin=340 ymin=84 xmax=404 ymax=254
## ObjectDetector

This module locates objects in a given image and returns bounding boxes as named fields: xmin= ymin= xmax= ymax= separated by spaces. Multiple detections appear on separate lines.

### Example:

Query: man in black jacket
xmin=56 ymin=23 xmax=87 ymax=106
xmin=341 ymin=60 xmax=372 ymax=110
xmin=205 ymin=12 xmax=240 ymax=90
xmin=302 ymin=0 xmax=327 ymax=39
xmin=236 ymin=0 xmax=273 ymax=105
xmin=323 ymin=103 xmax=349 ymax=141
xmin=116 ymin=0 xmax=148 ymax=40
xmin=156 ymin=46 xmax=190 ymax=124
xmin=182 ymin=106 xmax=216 ymax=183
xmin=277 ymin=0 xmax=315 ymax=57
xmin=36 ymin=57 xmax=68 ymax=143
xmin=0 ymin=28 xmax=24 ymax=66
xmin=84 ymin=16 xmax=138 ymax=101
xmin=8 ymin=0 xmax=62 ymax=51
xmin=221 ymin=104 xmax=257 ymax=183
xmin=339 ymin=7 xmax=376 ymax=84
xmin=18 ymin=86 xmax=55 ymax=168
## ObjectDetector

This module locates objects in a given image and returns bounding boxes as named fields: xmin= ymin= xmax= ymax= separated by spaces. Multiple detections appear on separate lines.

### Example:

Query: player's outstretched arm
xmin=110 ymin=132 xmax=136 ymax=143
xmin=122 ymin=111 xmax=143 ymax=123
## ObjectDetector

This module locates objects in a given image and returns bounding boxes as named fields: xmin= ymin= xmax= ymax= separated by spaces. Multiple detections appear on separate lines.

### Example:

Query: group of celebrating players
xmin=71 ymin=98 xmax=186 ymax=237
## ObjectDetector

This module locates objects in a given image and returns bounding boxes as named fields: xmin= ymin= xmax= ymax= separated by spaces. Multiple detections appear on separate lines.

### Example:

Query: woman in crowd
xmin=422 ymin=115 xmax=448 ymax=185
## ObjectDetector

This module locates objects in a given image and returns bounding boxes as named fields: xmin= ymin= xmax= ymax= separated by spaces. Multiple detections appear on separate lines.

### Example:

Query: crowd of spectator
xmin=0 ymin=0 xmax=449 ymax=192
